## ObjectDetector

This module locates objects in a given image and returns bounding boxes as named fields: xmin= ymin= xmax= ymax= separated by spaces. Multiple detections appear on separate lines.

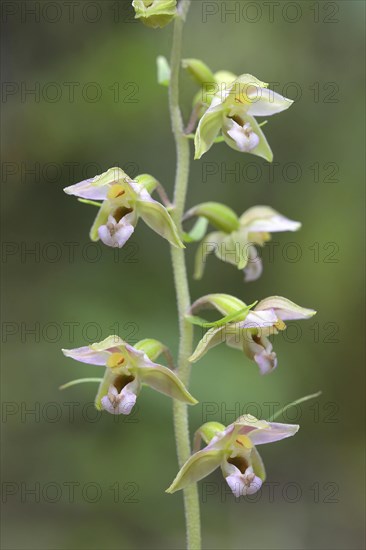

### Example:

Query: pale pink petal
xmin=98 ymin=216 xmax=135 ymax=248
xmin=62 ymin=346 xmax=109 ymax=366
xmin=249 ymin=422 xmax=299 ymax=445
xmin=224 ymin=464 xmax=263 ymax=497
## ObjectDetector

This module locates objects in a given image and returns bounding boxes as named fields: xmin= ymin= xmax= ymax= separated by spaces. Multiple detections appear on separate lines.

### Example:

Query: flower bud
xmin=132 ymin=0 xmax=177 ymax=29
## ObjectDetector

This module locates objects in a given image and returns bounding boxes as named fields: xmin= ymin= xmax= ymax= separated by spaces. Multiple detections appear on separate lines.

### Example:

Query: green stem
xmin=169 ymin=2 xmax=201 ymax=549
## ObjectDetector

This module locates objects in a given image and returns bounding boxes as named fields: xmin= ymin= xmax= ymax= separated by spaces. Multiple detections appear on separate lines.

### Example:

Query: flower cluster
xmin=60 ymin=2 xmax=317 ymax=523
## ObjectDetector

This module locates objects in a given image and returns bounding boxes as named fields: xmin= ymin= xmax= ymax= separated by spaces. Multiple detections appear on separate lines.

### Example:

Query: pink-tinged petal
xmin=243 ymin=245 xmax=263 ymax=282
xmin=224 ymin=464 xmax=263 ymax=497
xmin=166 ymin=448 xmax=225 ymax=493
xmin=64 ymin=178 xmax=110 ymax=200
xmin=64 ymin=168 xmax=127 ymax=200
xmin=101 ymin=382 xmax=138 ymax=416
xmin=237 ymin=309 xmax=278 ymax=329
xmin=62 ymin=346 xmax=109 ymax=366
xmin=255 ymin=296 xmax=316 ymax=321
xmin=233 ymin=414 xmax=269 ymax=435
xmin=242 ymin=333 xmax=277 ymax=375
xmin=249 ymin=422 xmax=299 ymax=446
xmin=98 ymin=216 xmax=135 ymax=248
xmin=254 ymin=346 xmax=278 ymax=375
xmin=246 ymin=88 xmax=293 ymax=117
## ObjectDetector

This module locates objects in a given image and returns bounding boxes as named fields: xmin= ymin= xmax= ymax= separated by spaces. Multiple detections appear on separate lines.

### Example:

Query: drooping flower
xmin=132 ymin=0 xmax=177 ymax=28
xmin=184 ymin=203 xmax=301 ymax=282
xmin=64 ymin=168 xmax=183 ymax=249
xmin=191 ymin=70 xmax=293 ymax=160
xmin=62 ymin=336 xmax=197 ymax=415
xmin=188 ymin=294 xmax=316 ymax=374
xmin=167 ymin=415 xmax=299 ymax=497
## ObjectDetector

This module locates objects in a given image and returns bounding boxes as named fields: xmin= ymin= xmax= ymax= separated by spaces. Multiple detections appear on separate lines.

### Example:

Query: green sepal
xmin=195 ymin=422 xmax=226 ymax=447
xmin=135 ymin=173 xmax=159 ymax=194
xmin=137 ymin=199 xmax=185 ymax=249
xmin=190 ymin=293 xmax=248 ymax=317
xmin=183 ymin=217 xmax=209 ymax=243
xmin=166 ymin=448 xmax=224 ymax=493
xmin=185 ymin=202 xmax=240 ymax=233
xmin=135 ymin=338 xmax=169 ymax=363
xmin=182 ymin=58 xmax=215 ymax=86
xmin=89 ymin=201 xmax=111 ymax=241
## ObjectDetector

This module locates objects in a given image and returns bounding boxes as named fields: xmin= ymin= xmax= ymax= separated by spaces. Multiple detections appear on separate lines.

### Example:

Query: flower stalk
xmin=169 ymin=1 xmax=202 ymax=549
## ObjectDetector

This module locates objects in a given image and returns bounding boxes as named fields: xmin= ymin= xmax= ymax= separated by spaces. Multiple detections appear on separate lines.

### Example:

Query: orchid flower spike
xmin=186 ymin=65 xmax=293 ymax=160
xmin=184 ymin=203 xmax=301 ymax=282
xmin=132 ymin=0 xmax=177 ymax=28
xmin=64 ymin=168 xmax=183 ymax=249
xmin=188 ymin=294 xmax=316 ymax=375
xmin=167 ymin=415 xmax=299 ymax=497
xmin=62 ymin=336 xmax=197 ymax=415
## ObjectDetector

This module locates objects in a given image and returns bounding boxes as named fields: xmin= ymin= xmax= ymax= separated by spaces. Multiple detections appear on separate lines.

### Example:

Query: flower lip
xmin=113 ymin=374 xmax=135 ymax=393
xmin=228 ymin=455 xmax=249 ymax=474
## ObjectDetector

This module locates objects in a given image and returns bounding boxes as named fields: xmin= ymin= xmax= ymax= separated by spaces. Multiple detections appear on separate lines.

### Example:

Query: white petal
xmin=98 ymin=216 xmax=135 ymax=248
xmin=246 ymin=88 xmax=293 ymax=117
xmin=243 ymin=245 xmax=263 ymax=282
xmin=243 ymin=210 xmax=301 ymax=234
xmin=225 ymin=119 xmax=260 ymax=152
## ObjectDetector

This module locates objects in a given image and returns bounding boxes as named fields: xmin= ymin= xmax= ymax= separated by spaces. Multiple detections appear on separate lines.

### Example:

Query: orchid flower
xmin=62 ymin=336 xmax=197 ymax=415
xmin=64 ymin=167 xmax=183 ymax=249
xmin=187 ymin=65 xmax=293 ymax=160
xmin=167 ymin=415 xmax=299 ymax=497
xmin=184 ymin=203 xmax=301 ymax=282
xmin=188 ymin=294 xmax=316 ymax=375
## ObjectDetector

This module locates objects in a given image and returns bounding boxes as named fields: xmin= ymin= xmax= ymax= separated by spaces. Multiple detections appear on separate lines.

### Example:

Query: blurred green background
xmin=1 ymin=1 xmax=365 ymax=549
